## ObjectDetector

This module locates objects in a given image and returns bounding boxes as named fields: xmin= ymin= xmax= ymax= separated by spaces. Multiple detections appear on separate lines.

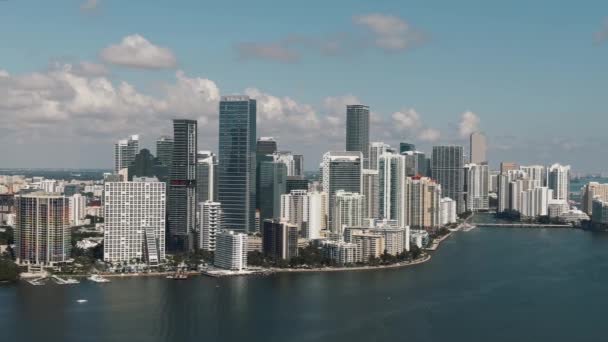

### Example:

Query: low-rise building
xmin=320 ymin=240 xmax=357 ymax=265
xmin=214 ymin=230 xmax=248 ymax=271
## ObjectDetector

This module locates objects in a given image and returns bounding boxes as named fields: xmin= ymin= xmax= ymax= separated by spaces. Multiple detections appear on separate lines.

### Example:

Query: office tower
xmin=214 ymin=230 xmax=248 ymax=271
xmin=68 ymin=194 xmax=86 ymax=226
xmin=469 ymin=132 xmax=487 ymax=164
xmin=403 ymin=176 xmax=442 ymax=229
xmin=262 ymin=219 xmax=299 ymax=260
xmin=582 ymin=182 xmax=608 ymax=215
xmin=273 ymin=151 xmax=296 ymax=176
xmin=103 ymin=179 xmax=166 ymax=265
xmin=168 ymin=119 xmax=197 ymax=252
xmin=548 ymin=164 xmax=571 ymax=201
xmin=293 ymin=154 xmax=304 ymax=177
xmin=520 ymin=187 xmax=551 ymax=218
xmin=362 ymin=169 xmax=379 ymax=219
xmin=520 ymin=165 xmax=546 ymax=187
xmin=333 ymin=190 xmax=364 ymax=235
xmin=256 ymin=137 xmax=277 ymax=211
xmin=440 ymin=197 xmax=457 ymax=225
xmin=196 ymin=151 xmax=217 ymax=205
xmin=378 ymin=153 xmax=407 ymax=223
xmin=114 ymin=135 xmax=139 ymax=174
xmin=259 ymin=160 xmax=287 ymax=221
xmin=156 ymin=136 xmax=174 ymax=168
xmin=256 ymin=137 xmax=277 ymax=157
xmin=128 ymin=149 xmax=168 ymax=182
xmin=322 ymin=151 xmax=363 ymax=226
xmin=369 ymin=142 xmax=391 ymax=171
xmin=286 ymin=176 xmax=309 ymax=194
xmin=500 ymin=162 xmax=518 ymax=174
xmin=432 ymin=146 xmax=465 ymax=214
xmin=218 ymin=96 xmax=257 ymax=233
xmin=15 ymin=192 xmax=70 ymax=266
xmin=414 ymin=151 xmax=428 ymax=177
xmin=399 ymin=142 xmax=416 ymax=154
xmin=346 ymin=104 xmax=370 ymax=168
xmin=464 ymin=163 xmax=490 ymax=211
xmin=280 ymin=190 xmax=327 ymax=239
xmin=199 ymin=201 xmax=222 ymax=252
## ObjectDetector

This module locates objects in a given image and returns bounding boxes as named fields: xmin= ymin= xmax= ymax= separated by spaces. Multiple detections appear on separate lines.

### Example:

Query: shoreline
xmin=269 ymin=254 xmax=432 ymax=274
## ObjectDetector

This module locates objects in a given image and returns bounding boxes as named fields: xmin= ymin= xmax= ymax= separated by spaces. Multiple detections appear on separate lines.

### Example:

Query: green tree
xmin=0 ymin=258 xmax=20 ymax=282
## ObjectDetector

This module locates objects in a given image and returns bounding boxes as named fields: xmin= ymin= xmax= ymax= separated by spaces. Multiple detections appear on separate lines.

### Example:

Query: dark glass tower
xmin=259 ymin=161 xmax=287 ymax=221
xmin=218 ymin=96 xmax=257 ymax=233
xmin=432 ymin=146 xmax=465 ymax=214
xmin=346 ymin=105 xmax=370 ymax=168
xmin=256 ymin=137 xmax=277 ymax=212
xmin=168 ymin=119 xmax=197 ymax=252
xmin=156 ymin=136 xmax=174 ymax=168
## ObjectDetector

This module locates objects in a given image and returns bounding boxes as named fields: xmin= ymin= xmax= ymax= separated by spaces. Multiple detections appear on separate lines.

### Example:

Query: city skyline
xmin=1 ymin=1 xmax=608 ymax=171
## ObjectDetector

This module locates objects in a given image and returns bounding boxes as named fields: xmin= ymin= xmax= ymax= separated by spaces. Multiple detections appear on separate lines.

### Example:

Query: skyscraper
xmin=362 ymin=169 xmax=379 ymax=219
xmin=218 ymin=95 xmax=257 ymax=233
xmin=128 ymin=149 xmax=168 ymax=182
xmin=196 ymin=151 xmax=217 ymax=205
xmin=548 ymin=163 xmax=571 ymax=201
xmin=104 ymin=179 xmax=166 ymax=266
xmin=333 ymin=190 xmax=365 ymax=235
xmin=399 ymin=142 xmax=416 ymax=154
xmin=582 ymin=182 xmax=608 ymax=215
xmin=403 ymin=176 xmax=442 ymax=229
xmin=156 ymin=135 xmax=174 ymax=168
xmin=293 ymin=154 xmax=304 ymax=177
xmin=199 ymin=201 xmax=222 ymax=252
xmin=378 ymin=153 xmax=407 ymax=223
xmin=113 ymin=135 xmax=139 ymax=174
xmin=369 ymin=142 xmax=391 ymax=171
xmin=322 ymin=151 xmax=363 ymax=226
xmin=258 ymin=160 xmax=287 ymax=221
xmin=500 ymin=162 xmax=518 ymax=174
xmin=256 ymin=137 xmax=277 ymax=212
xmin=432 ymin=146 xmax=465 ymax=213
xmin=464 ymin=163 xmax=490 ymax=211
xmin=262 ymin=219 xmax=299 ymax=260
xmin=15 ymin=192 xmax=71 ymax=266
xmin=280 ymin=190 xmax=327 ymax=239
xmin=469 ymin=132 xmax=487 ymax=164
xmin=346 ymin=105 xmax=370 ymax=168
xmin=168 ymin=119 xmax=197 ymax=252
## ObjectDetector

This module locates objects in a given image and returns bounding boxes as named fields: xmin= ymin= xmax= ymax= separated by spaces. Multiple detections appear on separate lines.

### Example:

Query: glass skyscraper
xmin=168 ymin=119 xmax=197 ymax=252
xmin=218 ymin=96 xmax=257 ymax=233
xmin=322 ymin=151 xmax=363 ymax=226
xmin=432 ymin=146 xmax=465 ymax=214
xmin=156 ymin=135 xmax=174 ymax=168
xmin=346 ymin=105 xmax=370 ymax=168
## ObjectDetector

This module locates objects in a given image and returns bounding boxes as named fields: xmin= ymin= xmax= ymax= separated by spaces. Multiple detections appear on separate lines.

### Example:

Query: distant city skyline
xmin=1 ymin=1 xmax=608 ymax=172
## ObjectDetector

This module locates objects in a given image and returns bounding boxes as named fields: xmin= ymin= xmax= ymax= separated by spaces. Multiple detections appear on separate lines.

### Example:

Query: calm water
xmin=3 ymin=223 xmax=608 ymax=341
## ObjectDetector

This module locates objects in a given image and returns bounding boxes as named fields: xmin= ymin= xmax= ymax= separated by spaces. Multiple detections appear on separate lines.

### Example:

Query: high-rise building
xmin=128 ymin=149 xmax=168 ymax=182
xmin=280 ymin=190 xmax=327 ymax=239
xmin=293 ymin=154 xmax=304 ymax=177
xmin=520 ymin=187 xmax=551 ymax=218
xmin=403 ymin=176 xmax=442 ymax=229
xmin=582 ymin=182 xmax=608 ymax=215
xmin=15 ymin=192 xmax=71 ymax=266
xmin=520 ymin=165 xmax=546 ymax=187
xmin=378 ymin=153 xmax=407 ymax=223
xmin=346 ymin=105 xmax=370 ymax=168
xmin=218 ymin=96 xmax=257 ymax=233
xmin=168 ymin=119 xmax=197 ymax=252
xmin=464 ymin=163 xmax=489 ymax=211
xmin=196 ymin=151 xmax=217 ymax=205
xmin=399 ymin=142 xmax=416 ymax=154
xmin=369 ymin=142 xmax=391 ymax=171
xmin=548 ymin=164 xmax=570 ymax=201
xmin=440 ymin=197 xmax=457 ymax=225
xmin=469 ymin=132 xmax=487 ymax=164
xmin=199 ymin=201 xmax=222 ymax=252
xmin=214 ymin=230 xmax=248 ymax=271
xmin=432 ymin=146 xmax=465 ymax=213
xmin=362 ymin=169 xmax=379 ymax=219
xmin=156 ymin=136 xmax=174 ymax=168
xmin=68 ymin=194 xmax=86 ymax=226
xmin=322 ymin=151 xmax=362 ymax=226
xmin=333 ymin=190 xmax=365 ymax=235
xmin=114 ymin=135 xmax=139 ymax=174
xmin=262 ymin=219 xmax=299 ymax=260
xmin=273 ymin=151 xmax=296 ymax=176
xmin=256 ymin=137 xmax=277 ymax=211
xmin=286 ymin=176 xmax=309 ymax=194
xmin=258 ymin=160 xmax=287 ymax=221
xmin=500 ymin=162 xmax=518 ymax=174
xmin=104 ymin=179 xmax=166 ymax=265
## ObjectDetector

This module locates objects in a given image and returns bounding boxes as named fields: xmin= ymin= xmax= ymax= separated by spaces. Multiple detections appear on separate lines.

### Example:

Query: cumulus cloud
xmin=392 ymin=108 xmax=421 ymax=130
xmin=80 ymin=0 xmax=100 ymax=12
xmin=459 ymin=111 xmax=480 ymax=138
xmin=594 ymin=18 xmax=608 ymax=45
xmin=353 ymin=13 xmax=426 ymax=51
xmin=418 ymin=128 xmax=441 ymax=142
xmin=101 ymin=34 xmax=177 ymax=69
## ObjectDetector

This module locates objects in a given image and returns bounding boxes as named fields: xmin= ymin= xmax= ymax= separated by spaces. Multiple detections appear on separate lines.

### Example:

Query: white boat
xmin=88 ymin=274 xmax=111 ymax=283
xmin=64 ymin=278 xmax=80 ymax=284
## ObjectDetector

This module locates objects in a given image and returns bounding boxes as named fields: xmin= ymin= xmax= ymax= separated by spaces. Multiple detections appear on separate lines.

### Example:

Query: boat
xmin=64 ymin=278 xmax=80 ymax=284
xmin=166 ymin=272 xmax=189 ymax=280
xmin=76 ymin=299 xmax=88 ymax=304
xmin=88 ymin=274 xmax=111 ymax=283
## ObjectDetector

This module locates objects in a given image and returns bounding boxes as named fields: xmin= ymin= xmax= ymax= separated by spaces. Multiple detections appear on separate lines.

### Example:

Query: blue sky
xmin=1 ymin=0 xmax=607 ymax=172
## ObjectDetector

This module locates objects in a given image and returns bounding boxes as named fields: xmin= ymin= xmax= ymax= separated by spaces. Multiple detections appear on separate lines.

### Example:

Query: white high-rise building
xmin=440 ymin=197 xmax=457 ymax=225
xmin=378 ymin=153 xmax=407 ymax=225
xmin=520 ymin=165 xmax=546 ymax=187
xmin=520 ymin=187 xmax=551 ymax=218
xmin=40 ymin=179 xmax=57 ymax=193
xmin=582 ymin=182 xmax=608 ymax=215
xmin=333 ymin=190 xmax=364 ymax=235
xmin=103 ymin=179 xmax=166 ymax=265
xmin=548 ymin=164 xmax=570 ymax=201
xmin=214 ymin=230 xmax=248 ymax=271
xmin=403 ymin=176 xmax=442 ymax=229
xmin=69 ymin=194 xmax=86 ymax=226
xmin=113 ymin=134 xmax=139 ymax=174
xmin=273 ymin=151 xmax=296 ymax=176
xmin=362 ymin=169 xmax=379 ymax=219
xmin=199 ymin=201 xmax=222 ymax=251
xmin=280 ymin=190 xmax=327 ymax=239
xmin=368 ymin=142 xmax=391 ymax=171
xmin=464 ymin=163 xmax=489 ymax=211
xmin=322 ymin=151 xmax=363 ymax=226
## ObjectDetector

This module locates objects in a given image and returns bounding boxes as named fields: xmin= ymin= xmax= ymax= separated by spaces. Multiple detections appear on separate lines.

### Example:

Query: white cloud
xmin=237 ymin=43 xmax=299 ymax=63
xmin=80 ymin=0 xmax=100 ymax=12
xmin=418 ymin=128 xmax=441 ymax=142
xmin=101 ymin=34 xmax=177 ymax=69
xmin=391 ymin=108 xmax=421 ymax=130
xmin=459 ymin=111 xmax=480 ymax=138
xmin=353 ymin=13 xmax=426 ymax=51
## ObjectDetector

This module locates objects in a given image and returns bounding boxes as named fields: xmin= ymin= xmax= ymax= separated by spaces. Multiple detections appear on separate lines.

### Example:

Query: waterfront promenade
xmin=483 ymin=223 xmax=571 ymax=228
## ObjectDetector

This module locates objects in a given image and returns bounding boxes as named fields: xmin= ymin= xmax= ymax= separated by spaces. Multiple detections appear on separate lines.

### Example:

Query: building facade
xmin=114 ymin=135 xmax=139 ymax=174
xmin=322 ymin=151 xmax=362 ymax=227
xmin=262 ymin=219 xmax=299 ymax=260
xmin=214 ymin=230 xmax=248 ymax=271
xmin=346 ymin=104 xmax=370 ymax=168
xmin=199 ymin=201 xmax=222 ymax=252
xmin=464 ymin=163 xmax=489 ymax=211
xmin=432 ymin=146 xmax=465 ymax=214
xmin=469 ymin=132 xmax=487 ymax=164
